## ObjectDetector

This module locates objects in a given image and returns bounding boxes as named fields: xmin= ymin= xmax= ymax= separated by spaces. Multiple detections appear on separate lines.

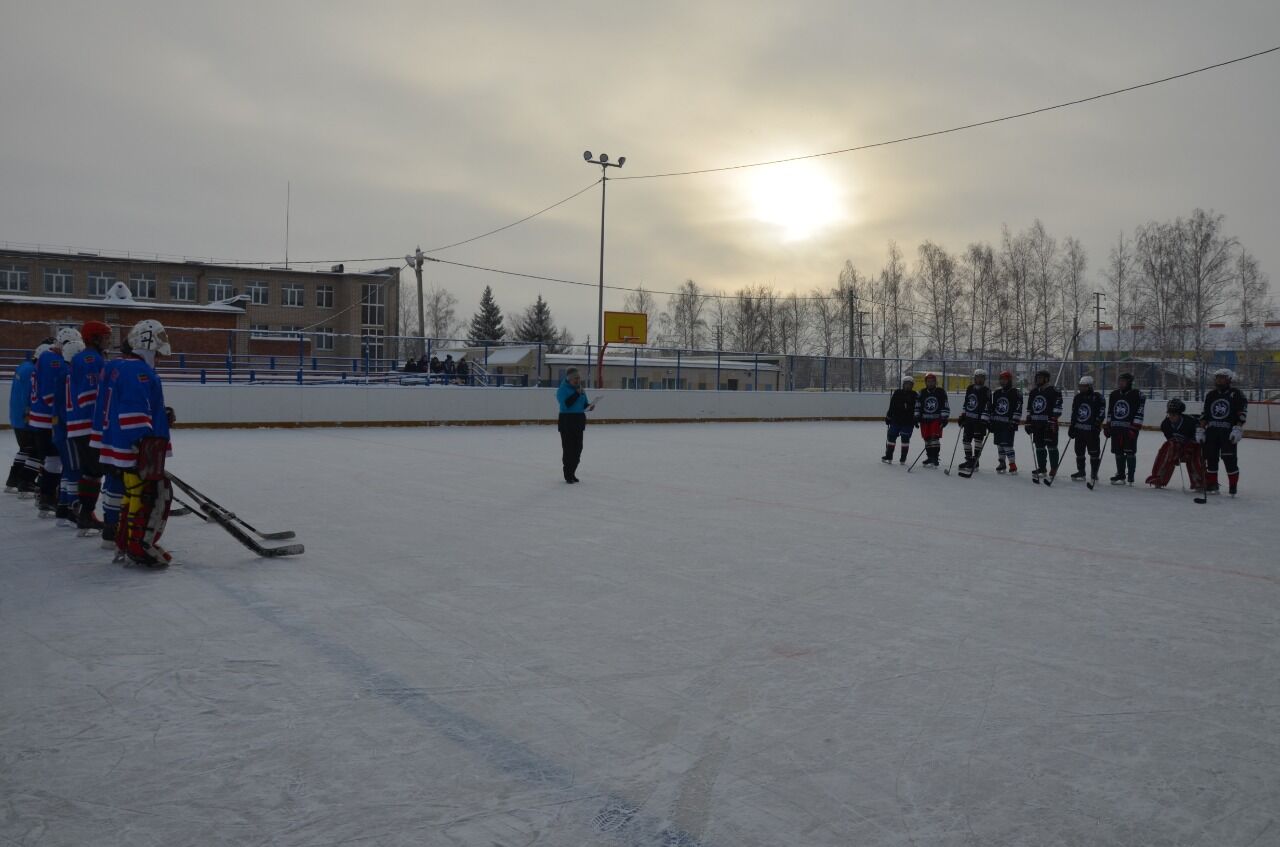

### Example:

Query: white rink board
xmin=2 ymin=422 xmax=1277 ymax=846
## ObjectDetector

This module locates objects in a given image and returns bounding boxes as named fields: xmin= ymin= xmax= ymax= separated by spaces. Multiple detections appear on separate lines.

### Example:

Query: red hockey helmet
xmin=80 ymin=320 xmax=112 ymax=342
xmin=924 ymin=372 xmax=937 ymax=382
xmin=999 ymin=370 xmax=1013 ymax=381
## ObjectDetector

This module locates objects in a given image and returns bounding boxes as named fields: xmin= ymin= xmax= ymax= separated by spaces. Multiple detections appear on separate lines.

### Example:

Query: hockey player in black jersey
xmin=956 ymin=369 xmax=991 ymax=474
xmin=1067 ymin=375 xmax=1105 ymax=485
xmin=1146 ymin=398 xmax=1206 ymax=495
xmin=1104 ymin=372 xmax=1145 ymax=485
xmin=882 ymin=375 xmax=918 ymax=464
xmin=914 ymin=373 xmax=950 ymax=468
xmin=1024 ymin=369 xmax=1063 ymax=482
xmin=988 ymin=370 xmax=1022 ymax=474
xmin=1199 ymin=368 xmax=1249 ymax=496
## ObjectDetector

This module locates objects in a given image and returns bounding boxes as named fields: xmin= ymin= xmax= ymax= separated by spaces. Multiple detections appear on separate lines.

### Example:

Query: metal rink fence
xmin=0 ymin=320 xmax=1277 ymax=399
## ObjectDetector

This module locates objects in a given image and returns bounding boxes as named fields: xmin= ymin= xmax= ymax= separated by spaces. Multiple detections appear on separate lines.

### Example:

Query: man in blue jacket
xmin=555 ymin=368 xmax=595 ymax=483
xmin=6 ymin=348 xmax=38 ymax=496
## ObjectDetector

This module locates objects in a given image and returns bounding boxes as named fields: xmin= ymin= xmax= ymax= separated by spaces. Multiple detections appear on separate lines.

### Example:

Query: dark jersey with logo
xmin=915 ymin=386 xmax=950 ymax=424
xmin=1200 ymin=386 xmax=1248 ymax=431
xmin=1161 ymin=414 xmax=1199 ymax=443
xmin=1106 ymin=387 xmax=1146 ymax=430
xmin=884 ymin=388 xmax=917 ymax=427
xmin=1025 ymin=384 xmax=1063 ymax=425
xmin=988 ymin=386 xmax=1023 ymax=426
xmin=960 ymin=384 xmax=991 ymax=425
xmin=1069 ymin=390 xmax=1105 ymax=433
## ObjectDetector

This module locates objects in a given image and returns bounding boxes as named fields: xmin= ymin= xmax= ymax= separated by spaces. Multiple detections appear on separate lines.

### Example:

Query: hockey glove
xmin=1102 ymin=421 xmax=1111 ymax=436
xmin=165 ymin=406 xmax=177 ymax=426
xmin=1230 ymin=426 xmax=1243 ymax=444
xmin=1195 ymin=427 xmax=1206 ymax=444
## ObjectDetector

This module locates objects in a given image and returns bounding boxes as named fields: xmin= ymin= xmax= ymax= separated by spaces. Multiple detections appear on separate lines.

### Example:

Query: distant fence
xmin=1 ymin=322 xmax=1277 ymax=400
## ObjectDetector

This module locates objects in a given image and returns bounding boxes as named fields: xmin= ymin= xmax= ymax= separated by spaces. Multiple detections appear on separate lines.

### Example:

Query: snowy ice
xmin=2 ymin=422 xmax=1278 ymax=846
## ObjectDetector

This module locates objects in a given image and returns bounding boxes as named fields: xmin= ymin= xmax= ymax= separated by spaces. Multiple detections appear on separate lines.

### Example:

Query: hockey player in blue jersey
xmin=66 ymin=320 xmax=111 ymax=535
xmin=54 ymin=336 xmax=87 ymax=526
xmin=28 ymin=328 xmax=80 ymax=515
xmin=99 ymin=319 xmax=174 ymax=567
xmin=6 ymin=348 xmax=38 ymax=496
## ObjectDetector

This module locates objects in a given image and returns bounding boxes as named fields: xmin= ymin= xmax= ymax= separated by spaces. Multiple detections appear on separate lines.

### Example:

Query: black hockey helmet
xmin=1034 ymin=368 xmax=1050 ymax=384
xmin=1118 ymin=372 xmax=1134 ymax=385
xmin=1167 ymin=398 xmax=1186 ymax=415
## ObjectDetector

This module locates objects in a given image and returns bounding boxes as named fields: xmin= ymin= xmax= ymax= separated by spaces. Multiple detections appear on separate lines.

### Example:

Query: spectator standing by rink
xmin=6 ymin=348 xmax=38 ymax=496
xmin=555 ymin=368 xmax=595 ymax=483
xmin=1199 ymin=368 xmax=1249 ymax=496
xmin=456 ymin=358 xmax=470 ymax=385
xmin=881 ymin=375 xmax=917 ymax=465
xmin=1104 ymin=372 xmax=1145 ymax=486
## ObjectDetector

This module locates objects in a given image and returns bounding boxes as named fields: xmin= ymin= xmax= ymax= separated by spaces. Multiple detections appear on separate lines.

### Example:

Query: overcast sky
xmin=2 ymin=1 xmax=1277 ymax=339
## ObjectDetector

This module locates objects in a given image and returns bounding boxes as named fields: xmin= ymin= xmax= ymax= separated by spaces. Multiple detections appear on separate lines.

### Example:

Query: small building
xmin=0 ymin=246 xmax=400 ymax=360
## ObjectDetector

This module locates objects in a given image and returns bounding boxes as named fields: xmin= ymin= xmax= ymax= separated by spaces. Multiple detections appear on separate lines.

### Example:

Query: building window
xmin=314 ymin=328 xmax=335 ymax=351
xmin=250 ymin=324 xmax=272 ymax=338
xmin=0 ymin=265 xmax=30 ymax=292
xmin=208 ymin=278 xmax=234 ymax=302
xmin=279 ymin=325 xmax=303 ymax=339
xmin=129 ymin=272 xmax=157 ymax=300
xmin=247 ymin=281 xmax=269 ymax=305
xmin=360 ymin=283 xmax=385 ymax=327
xmin=169 ymin=275 xmax=195 ymax=302
xmin=42 ymin=268 xmax=74 ymax=295
xmin=316 ymin=284 xmax=334 ymax=308
xmin=362 ymin=329 xmax=386 ymax=362
xmin=282 ymin=284 xmax=304 ymax=307
xmin=87 ymin=271 xmax=116 ymax=297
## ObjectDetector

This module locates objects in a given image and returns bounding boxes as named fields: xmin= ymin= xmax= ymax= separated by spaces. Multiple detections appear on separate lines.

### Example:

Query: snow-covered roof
xmin=0 ymin=282 xmax=246 ymax=314
xmin=545 ymin=353 xmax=781 ymax=372
xmin=1094 ymin=324 xmax=1280 ymax=352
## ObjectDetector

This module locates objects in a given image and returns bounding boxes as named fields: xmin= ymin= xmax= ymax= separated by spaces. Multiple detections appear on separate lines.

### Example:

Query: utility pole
xmin=583 ymin=150 xmax=626 ymax=387
xmin=405 ymin=246 xmax=426 ymax=358
xmin=1093 ymin=291 xmax=1106 ymax=359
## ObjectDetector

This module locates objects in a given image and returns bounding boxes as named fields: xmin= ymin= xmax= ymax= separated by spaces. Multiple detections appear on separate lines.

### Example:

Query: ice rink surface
xmin=2 ymin=421 xmax=1278 ymax=847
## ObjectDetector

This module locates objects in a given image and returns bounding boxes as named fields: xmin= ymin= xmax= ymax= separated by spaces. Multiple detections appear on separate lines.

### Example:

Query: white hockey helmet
xmin=1213 ymin=368 xmax=1234 ymax=382
xmin=973 ymin=368 xmax=987 ymax=378
xmin=1078 ymin=375 xmax=1094 ymax=387
xmin=55 ymin=326 xmax=82 ymax=347
xmin=127 ymin=319 xmax=171 ymax=356
xmin=61 ymin=338 xmax=85 ymax=362
xmin=901 ymin=374 xmax=915 ymax=386
xmin=34 ymin=342 xmax=52 ymax=359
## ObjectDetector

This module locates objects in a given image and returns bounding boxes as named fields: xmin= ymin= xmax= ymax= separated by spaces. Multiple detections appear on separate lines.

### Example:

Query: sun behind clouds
xmin=745 ymin=159 xmax=846 ymax=241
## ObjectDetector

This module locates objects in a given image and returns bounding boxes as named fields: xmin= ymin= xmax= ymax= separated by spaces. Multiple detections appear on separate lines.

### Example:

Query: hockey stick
xmin=905 ymin=445 xmax=928 ymax=472
xmin=1043 ymin=433 xmax=1073 ymax=486
xmin=958 ymin=431 xmax=990 ymax=478
xmin=942 ymin=430 xmax=963 ymax=475
xmin=166 ymin=474 xmax=304 ymax=557
xmin=1088 ymin=436 xmax=1109 ymax=489
xmin=165 ymin=472 xmax=296 ymax=540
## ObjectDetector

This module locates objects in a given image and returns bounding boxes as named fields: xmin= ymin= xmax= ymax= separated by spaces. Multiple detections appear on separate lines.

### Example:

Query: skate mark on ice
xmin=197 ymin=575 xmax=709 ymax=846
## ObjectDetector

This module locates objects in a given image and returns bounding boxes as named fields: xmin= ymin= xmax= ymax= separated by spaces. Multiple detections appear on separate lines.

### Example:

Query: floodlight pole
xmin=583 ymin=151 xmax=625 ymax=387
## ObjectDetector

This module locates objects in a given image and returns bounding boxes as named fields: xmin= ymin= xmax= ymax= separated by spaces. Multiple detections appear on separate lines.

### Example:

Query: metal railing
xmin=1 ymin=323 xmax=1276 ymax=399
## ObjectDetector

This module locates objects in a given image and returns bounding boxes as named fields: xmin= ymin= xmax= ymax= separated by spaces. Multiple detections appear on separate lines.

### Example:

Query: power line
xmin=614 ymin=45 xmax=1280 ymax=181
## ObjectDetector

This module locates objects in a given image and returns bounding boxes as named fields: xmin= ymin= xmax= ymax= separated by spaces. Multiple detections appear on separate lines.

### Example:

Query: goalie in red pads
xmin=1145 ymin=399 xmax=1205 ymax=492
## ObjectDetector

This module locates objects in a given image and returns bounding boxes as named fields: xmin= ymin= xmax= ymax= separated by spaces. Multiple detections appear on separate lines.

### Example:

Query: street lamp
xmin=583 ymin=150 xmax=625 ymax=387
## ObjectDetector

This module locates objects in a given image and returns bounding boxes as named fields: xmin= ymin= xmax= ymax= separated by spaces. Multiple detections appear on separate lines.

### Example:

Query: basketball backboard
xmin=603 ymin=311 xmax=648 ymax=344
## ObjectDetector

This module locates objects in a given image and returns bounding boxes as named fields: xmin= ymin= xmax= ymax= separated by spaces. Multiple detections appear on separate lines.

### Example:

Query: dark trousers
xmin=558 ymin=413 xmax=585 ymax=480
xmin=1202 ymin=428 xmax=1238 ymax=481
xmin=1073 ymin=430 xmax=1102 ymax=474
xmin=8 ymin=428 xmax=38 ymax=488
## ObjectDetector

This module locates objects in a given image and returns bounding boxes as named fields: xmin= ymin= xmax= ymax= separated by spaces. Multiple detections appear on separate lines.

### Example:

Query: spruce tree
xmin=514 ymin=295 xmax=560 ymax=349
xmin=467 ymin=286 xmax=505 ymax=344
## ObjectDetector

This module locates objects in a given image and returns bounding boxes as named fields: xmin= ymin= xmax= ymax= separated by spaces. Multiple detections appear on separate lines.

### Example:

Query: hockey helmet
xmin=34 ymin=342 xmax=53 ymax=360
xmin=79 ymin=320 xmax=112 ymax=344
xmin=1213 ymin=368 xmax=1234 ymax=384
xmin=127 ymin=319 xmax=171 ymax=356
xmin=1118 ymin=372 xmax=1134 ymax=384
xmin=901 ymin=374 xmax=915 ymax=386
xmin=61 ymin=338 xmax=85 ymax=362
xmin=1078 ymin=375 xmax=1094 ymax=387
xmin=972 ymin=368 xmax=987 ymax=383
xmin=998 ymin=370 xmax=1013 ymax=383
xmin=1034 ymin=368 xmax=1051 ymax=384
xmin=55 ymin=326 xmax=82 ymax=347
xmin=1166 ymin=398 xmax=1186 ymax=415
xmin=924 ymin=372 xmax=937 ymax=383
